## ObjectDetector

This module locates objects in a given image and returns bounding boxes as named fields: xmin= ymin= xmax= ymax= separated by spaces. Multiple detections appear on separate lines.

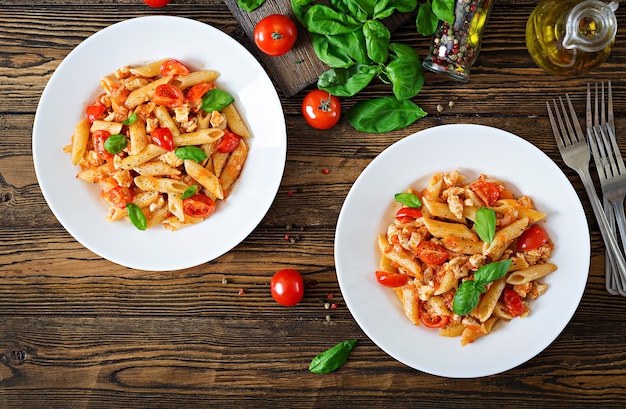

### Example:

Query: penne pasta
xmin=184 ymin=159 xmax=224 ymax=200
xmin=173 ymin=128 xmax=223 ymax=146
xmin=116 ymin=144 xmax=167 ymax=170
xmin=173 ymin=70 xmax=219 ymax=89
xmin=506 ymin=263 xmax=558 ymax=285
xmin=71 ymin=118 xmax=90 ymax=165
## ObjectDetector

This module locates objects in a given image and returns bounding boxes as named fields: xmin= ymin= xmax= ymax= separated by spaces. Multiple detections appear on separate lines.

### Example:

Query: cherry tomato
xmin=395 ymin=207 xmax=422 ymax=224
xmin=270 ymin=268 xmax=304 ymax=306
xmin=301 ymin=90 xmax=341 ymax=130
xmin=142 ymin=0 xmax=171 ymax=8
xmin=375 ymin=270 xmax=408 ymax=288
xmin=153 ymin=84 xmax=184 ymax=108
xmin=254 ymin=14 xmax=298 ymax=57
xmin=503 ymin=288 xmax=525 ymax=317
xmin=92 ymin=130 xmax=113 ymax=161
xmin=151 ymin=128 xmax=174 ymax=151
xmin=419 ymin=302 xmax=451 ymax=328
xmin=517 ymin=224 xmax=550 ymax=251
xmin=160 ymin=59 xmax=190 ymax=76
xmin=185 ymin=82 xmax=214 ymax=106
xmin=417 ymin=241 xmax=450 ymax=265
xmin=183 ymin=194 xmax=216 ymax=218
xmin=103 ymin=186 xmax=134 ymax=209
xmin=216 ymin=131 xmax=241 ymax=153
xmin=86 ymin=103 xmax=106 ymax=122
xmin=469 ymin=180 xmax=501 ymax=206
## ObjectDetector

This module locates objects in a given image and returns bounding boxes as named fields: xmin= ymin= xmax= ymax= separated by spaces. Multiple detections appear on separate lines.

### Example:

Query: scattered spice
xmin=436 ymin=104 xmax=444 ymax=112
xmin=330 ymin=303 xmax=338 ymax=310
xmin=239 ymin=288 xmax=246 ymax=295
xmin=322 ymin=168 xmax=330 ymax=174
xmin=287 ymin=191 xmax=294 ymax=197
xmin=448 ymin=100 xmax=455 ymax=108
xmin=324 ymin=302 xmax=330 ymax=310
xmin=221 ymin=278 xmax=228 ymax=285
xmin=325 ymin=315 xmax=332 ymax=322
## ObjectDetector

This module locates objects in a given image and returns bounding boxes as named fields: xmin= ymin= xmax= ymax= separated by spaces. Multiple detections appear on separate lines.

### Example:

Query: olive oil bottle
xmin=526 ymin=0 xmax=618 ymax=76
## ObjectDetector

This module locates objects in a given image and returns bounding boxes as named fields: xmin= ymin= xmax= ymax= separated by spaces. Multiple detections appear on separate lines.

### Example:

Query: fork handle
xmin=579 ymin=171 xmax=626 ymax=283
xmin=609 ymin=201 xmax=626 ymax=294
xmin=603 ymin=197 xmax=621 ymax=295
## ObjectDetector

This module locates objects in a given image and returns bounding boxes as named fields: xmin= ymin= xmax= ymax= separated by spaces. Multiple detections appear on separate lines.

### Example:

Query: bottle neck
xmin=562 ymin=0 xmax=618 ymax=52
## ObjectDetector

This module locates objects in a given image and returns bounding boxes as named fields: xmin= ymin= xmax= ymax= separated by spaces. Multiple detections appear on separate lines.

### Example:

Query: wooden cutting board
xmin=224 ymin=1 xmax=415 ymax=97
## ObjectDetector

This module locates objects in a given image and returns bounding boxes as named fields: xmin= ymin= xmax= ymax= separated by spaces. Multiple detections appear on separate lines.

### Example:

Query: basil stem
xmin=475 ymin=207 xmax=496 ymax=244
xmin=309 ymin=339 xmax=357 ymax=374
xmin=175 ymin=146 xmax=208 ymax=162
xmin=103 ymin=134 xmax=127 ymax=155
xmin=395 ymin=192 xmax=422 ymax=208
xmin=126 ymin=203 xmax=147 ymax=231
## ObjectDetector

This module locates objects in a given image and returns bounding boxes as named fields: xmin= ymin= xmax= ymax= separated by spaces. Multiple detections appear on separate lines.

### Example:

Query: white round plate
xmin=33 ymin=16 xmax=286 ymax=271
xmin=334 ymin=124 xmax=589 ymax=378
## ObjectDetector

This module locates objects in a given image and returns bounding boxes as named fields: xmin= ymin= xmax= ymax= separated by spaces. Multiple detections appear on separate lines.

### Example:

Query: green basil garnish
xmin=200 ymin=89 xmax=234 ymax=113
xmin=103 ymin=134 xmax=127 ymax=155
xmin=126 ymin=203 xmax=147 ymax=231
xmin=122 ymin=112 xmax=138 ymax=125
xmin=175 ymin=146 xmax=208 ymax=162
xmin=346 ymin=97 xmax=427 ymax=133
xmin=309 ymin=339 xmax=357 ymax=374
xmin=394 ymin=192 xmax=422 ymax=208
xmin=452 ymin=259 xmax=512 ymax=316
xmin=181 ymin=185 xmax=198 ymax=200
xmin=237 ymin=0 xmax=266 ymax=12
xmin=475 ymin=207 xmax=496 ymax=244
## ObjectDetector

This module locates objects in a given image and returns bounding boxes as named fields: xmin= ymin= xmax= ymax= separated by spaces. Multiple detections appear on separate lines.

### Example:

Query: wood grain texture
xmin=2 ymin=1 xmax=626 ymax=407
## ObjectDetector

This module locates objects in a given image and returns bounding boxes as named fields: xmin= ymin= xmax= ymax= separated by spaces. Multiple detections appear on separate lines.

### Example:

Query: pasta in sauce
xmin=375 ymin=170 xmax=557 ymax=346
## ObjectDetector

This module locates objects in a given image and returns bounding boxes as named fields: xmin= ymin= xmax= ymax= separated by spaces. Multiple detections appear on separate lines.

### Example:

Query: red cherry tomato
xmin=86 ymin=103 xmax=106 ymax=122
xmin=270 ymin=268 xmax=304 ymax=307
xmin=183 ymin=194 xmax=216 ymax=218
xmin=302 ymin=90 xmax=341 ymax=130
xmin=153 ymin=84 xmax=184 ymax=108
xmin=395 ymin=207 xmax=423 ymax=224
xmin=417 ymin=241 xmax=450 ymax=265
xmin=517 ymin=224 xmax=550 ymax=251
xmin=92 ymin=130 xmax=113 ymax=161
xmin=254 ymin=14 xmax=298 ymax=57
xmin=375 ymin=270 xmax=408 ymax=288
xmin=142 ymin=0 xmax=171 ymax=8
xmin=419 ymin=302 xmax=451 ymax=328
xmin=469 ymin=180 xmax=501 ymax=206
xmin=216 ymin=131 xmax=241 ymax=153
xmin=503 ymin=288 xmax=525 ymax=317
xmin=103 ymin=186 xmax=134 ymax=209
xmin=160 ymin=59 xmax=190 ymax=76
xmin=151 ymin=128 xmax=174 ymax=151
xmin=185 ymin=82 xmax=214 ymax=106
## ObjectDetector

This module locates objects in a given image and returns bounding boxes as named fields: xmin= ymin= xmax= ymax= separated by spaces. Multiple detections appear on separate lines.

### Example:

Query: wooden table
xmin=2 ymin=1 xmax=626 ymax=407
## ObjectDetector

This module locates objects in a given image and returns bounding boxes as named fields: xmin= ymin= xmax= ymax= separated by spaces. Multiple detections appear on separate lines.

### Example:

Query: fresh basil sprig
xmin=201 ymin=89 xmax=234 ymax=113
xmin=452 ymin=259 xmax=512 ymax=315
xmin=416 ymin=0 xmax=456 ymax=36
xmin=122 ymin=112 xmax=138 ymax=126
xmin=175 ymin=146 xmax=208 ymax=162
xmin=237 ymin=0 xmax=266 ymax=12
xmin=309 ymin=339 xmax=357 ymax=374
xmin=126 ymin=203 xmax=147 ymax=231
xmin=181 ymin=185 xmax=198 ymax=200
xmin=395 ymin=192 xmax=422 ymax=208
xmin=475 ymin=206 xmax=496 ymax=244
xmin=103 ymin=134 xmax=127 ymax=155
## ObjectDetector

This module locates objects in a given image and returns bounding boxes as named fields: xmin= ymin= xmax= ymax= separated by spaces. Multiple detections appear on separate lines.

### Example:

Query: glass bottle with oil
xmin=526 ymin=0 xmax=618 ymax=76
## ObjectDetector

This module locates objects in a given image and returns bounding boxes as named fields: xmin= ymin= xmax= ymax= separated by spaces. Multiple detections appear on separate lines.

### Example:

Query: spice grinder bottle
xmin=422 ymin=0 xmax=494 ymax=82
xmin=525 ymin=0 xmax=618 ymax=76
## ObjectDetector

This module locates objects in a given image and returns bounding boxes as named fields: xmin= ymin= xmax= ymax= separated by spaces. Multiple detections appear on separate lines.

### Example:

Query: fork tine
xmin=586 ymin=83 xmax=593 ymax=131
xmin=547 ymin=100 xmax=566 ymax=149
xmin=601 ymin=82 xmax=606 ymax=129
xmin=563 ymin=95 xmax=585 ymax=143
xmin=608 ymin=80 xmax=615 ymax=132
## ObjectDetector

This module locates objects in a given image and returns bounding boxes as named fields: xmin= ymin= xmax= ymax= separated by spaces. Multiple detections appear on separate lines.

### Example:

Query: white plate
xmin=334 ymin=124 xmax=589 ymax=378
xmin=33 ymin=16 xmax=286 ymax=271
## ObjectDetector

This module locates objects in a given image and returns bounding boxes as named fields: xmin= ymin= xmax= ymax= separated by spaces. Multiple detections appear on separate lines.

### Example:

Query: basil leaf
xmin=103 ymin=134 xmax=127 ymax=155
xmin=346 ymin=96 xmax=427 ymax=133
xmin=432 ymin=0 xmax=455 ymax=24
xmin=175 ymin=146 xmax=208 ymax=162
xmin=292 ymin=0 xmax=316 ymax=24
xmin=330 ymin=0 xmax=370 ymax=21
xmin=374 ymin=0 xmax=418 ymax=20
xmin=395 ymin=192 xmax=422 ymax=208
xmin=327 ymin=30 xmax=371 ymax=65
xmin=363 ymin=20 xmax=390 ymax=64
xmin=126 ymin=203 xmax=147 ymax=231
xmin=181 ymin=185 xmax=198 ymax=200
xmin=122 ymin=112 xmax=138 ymax=126
xmin=304 ymin=4 xmax=362 ymax=35
xmin=385 ymin=43 xmax=424 ymax=100
xmin=475 ymin=206 xmax=496 ymax=244
xmin=237 ymin=0 xmax=266 ymax=12
xmin=201 ymin=89 xmax=234 ymax=113
xmin=318 ymin=65 xmax=378 ymax=97
xmin=312 ymin=34 xmax=357 ymax=68
xmin=309 ymin=339 xmax=357 ymax=374
xmin=474 ymin=259 xmax=512 ymax=284
xmin=452 ymin=280 xmax=481 ymax=315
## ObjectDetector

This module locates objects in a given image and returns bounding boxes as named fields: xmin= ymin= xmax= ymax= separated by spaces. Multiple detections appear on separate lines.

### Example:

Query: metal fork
xmin=546 ymin=95 xmax=626 ymax=287
xmin=587 ymin=82 xmax=626 ymax=295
